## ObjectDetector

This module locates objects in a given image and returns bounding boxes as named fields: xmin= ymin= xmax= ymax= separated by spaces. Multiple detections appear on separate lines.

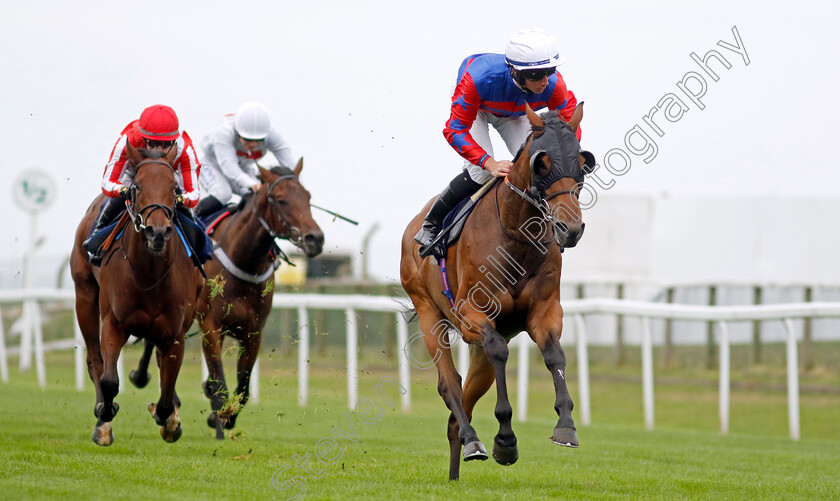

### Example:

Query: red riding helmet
xmin=138 ymin=104 xmax=180 ymax=141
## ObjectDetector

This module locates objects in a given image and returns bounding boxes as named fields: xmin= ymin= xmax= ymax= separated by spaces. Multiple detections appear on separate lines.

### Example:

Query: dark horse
xmin=400 ymin=104 xmax=592 ymax=479
xmin=70 ymin=143 xmax=204 ymax=445
xmin=130 ymin=160 xmax=324 ymax=439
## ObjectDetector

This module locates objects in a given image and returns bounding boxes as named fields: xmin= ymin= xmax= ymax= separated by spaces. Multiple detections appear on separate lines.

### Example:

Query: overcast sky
xmin=1 ymin=0 xmax=837 ymax=283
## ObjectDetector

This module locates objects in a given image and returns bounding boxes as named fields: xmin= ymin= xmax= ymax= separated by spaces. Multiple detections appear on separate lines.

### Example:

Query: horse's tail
xmin=393 ymin=297 xmax=417 ymax=323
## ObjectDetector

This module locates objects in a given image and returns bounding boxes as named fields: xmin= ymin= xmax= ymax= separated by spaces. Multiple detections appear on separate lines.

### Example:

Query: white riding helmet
xmin=234 ymin=101 xmax=272 ymax=140
xmin=504 ymin=27 xmax=566 ymax=70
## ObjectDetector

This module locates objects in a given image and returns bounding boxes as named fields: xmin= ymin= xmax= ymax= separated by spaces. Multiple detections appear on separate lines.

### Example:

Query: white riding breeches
xmin=199 ymin=158 xmax=258 ymax=204
xmin=463 ymin=111 xmax=532 ymax=183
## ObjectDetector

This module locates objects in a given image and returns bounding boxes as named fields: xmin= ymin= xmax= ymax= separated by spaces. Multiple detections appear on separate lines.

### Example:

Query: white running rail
xmin=3 ymin=290 xmax=839 ymax=440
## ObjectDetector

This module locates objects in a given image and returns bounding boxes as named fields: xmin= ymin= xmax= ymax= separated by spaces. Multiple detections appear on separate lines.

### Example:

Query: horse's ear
xmin=568 ymin=101 xmax=584 ymax=134
xmin=294 ymin=157 xmax=303 ymax=177
xmin=126 ymin=140 xmax=142 ymax=166
xmin=164 ymin=143 xmax=178 ymax=165
xmin=257 ymin=164 xmax=272 ymax=183
xmin=525 ymin=103 xmax=545 ymax=129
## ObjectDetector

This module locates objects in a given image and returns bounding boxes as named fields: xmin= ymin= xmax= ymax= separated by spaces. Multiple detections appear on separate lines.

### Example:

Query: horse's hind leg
xmin=228 ymin=331 xmax=261 ymax=430
xmin=201 ymin=328 xmax=228 ymax=440
xmin=129 ymin=340 xmax=155 ymax=388
xmin=149 ymin=337 xmax=185 ymax=443
xmin=417 ymin=304 xmax=487 ymax=480
xmin=479 ymin=328 xmax=519 ymax=464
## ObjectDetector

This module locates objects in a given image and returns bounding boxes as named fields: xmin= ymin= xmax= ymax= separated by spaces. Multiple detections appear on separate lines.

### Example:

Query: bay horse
xmin=70 ymin=143 xmax=204 ymax=446
xmin=130 ymin=160 xmax=324 ymax=439
xmin=400 ymin=103 xmax=593 ymax=480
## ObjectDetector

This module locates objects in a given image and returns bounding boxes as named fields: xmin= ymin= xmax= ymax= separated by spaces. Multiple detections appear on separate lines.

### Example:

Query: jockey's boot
xmin=195 ymin=196 xmax=224 ymax=219
xmin=84 ymin=197 xmax=126 ymax=265
xmin=415 ymin=171 xmax=483 ymax=258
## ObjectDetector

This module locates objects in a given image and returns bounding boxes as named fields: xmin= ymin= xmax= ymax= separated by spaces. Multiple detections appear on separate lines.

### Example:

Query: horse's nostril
xmin=144 ymin=227 xmax=155 ymax=240
xmin=305 ymin=232 xmax=325 ymax=245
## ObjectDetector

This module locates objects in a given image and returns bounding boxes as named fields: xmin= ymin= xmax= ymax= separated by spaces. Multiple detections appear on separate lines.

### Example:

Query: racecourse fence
xmin=2 ymin=287 xmax=839 ymax=441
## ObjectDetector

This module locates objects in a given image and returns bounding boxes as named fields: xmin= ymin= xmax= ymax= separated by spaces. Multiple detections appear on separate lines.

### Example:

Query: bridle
xmin=125 ymin=158 xmax=177 ymax=233
xmin=118 ymin=158 xmax=179 ymax=289
xmin=256 ymin=173 xmax=306 ymax=250
xmin=495 ymin=130 xmax=584 ymax=247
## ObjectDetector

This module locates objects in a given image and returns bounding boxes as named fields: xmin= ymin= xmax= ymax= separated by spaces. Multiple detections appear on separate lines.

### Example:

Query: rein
xmin=259 ymin=174 xmax=304 ymax=247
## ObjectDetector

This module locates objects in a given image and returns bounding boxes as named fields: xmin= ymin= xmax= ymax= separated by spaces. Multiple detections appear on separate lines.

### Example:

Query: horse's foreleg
xmin=76 ymin=288 xmax=114 ymax=446
xmin=529 ymin=301 xmax=578 ymax=448
xmin=96 ymin=317 xmax=128 ymax=424
xmin=75 ymin=291 xmax=103 ymax=406
xmin=149 ymin=336 xmax=184 ymax=443
xmin=229 ymin=331 xmax=261 ymax=430
xmin=201 ymin=328 xmax=228 ymax=439
xmin=541 ymin=337 xmax=578 ymax=447
xmin=481 ymin=328 xmax=518 ymax=465
xmin=129 ymin=340 xmax=155 ymax=388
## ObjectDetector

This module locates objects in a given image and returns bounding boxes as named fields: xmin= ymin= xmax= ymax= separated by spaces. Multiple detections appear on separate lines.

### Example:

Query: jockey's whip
xmin=311 ymin=204 xmax=359 ymax=225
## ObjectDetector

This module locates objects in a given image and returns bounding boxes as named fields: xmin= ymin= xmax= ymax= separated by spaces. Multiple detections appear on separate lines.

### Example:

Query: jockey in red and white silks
xmin=101 ymin=106 xmax=201 ymax=209
xmin=195 ymin=102 xmax=294 ymax=216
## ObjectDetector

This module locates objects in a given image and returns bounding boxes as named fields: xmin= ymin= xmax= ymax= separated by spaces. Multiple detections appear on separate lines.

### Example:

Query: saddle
xmin=86 ymin=203 xmax=213 ymax=267
xmin=199 ymin=203 xmax=283 ymax=262
xmin=427 ymin=178 xmax=500 ymax=261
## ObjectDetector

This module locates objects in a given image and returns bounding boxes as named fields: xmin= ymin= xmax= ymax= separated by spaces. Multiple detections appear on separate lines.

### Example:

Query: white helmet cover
xmin=235 ymin=101 xmax=272 ymax=140
xmin=505 ymin=27 xmax=565 ymax=70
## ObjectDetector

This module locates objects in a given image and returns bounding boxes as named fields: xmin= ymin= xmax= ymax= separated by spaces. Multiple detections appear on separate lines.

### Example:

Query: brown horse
xmin=400 ymin=104 xmax=592 ymax=480
xmin=70 ymin=143 xmax=204 ymax=446
xmin=197 ymin=160 xmax=323 ymax=438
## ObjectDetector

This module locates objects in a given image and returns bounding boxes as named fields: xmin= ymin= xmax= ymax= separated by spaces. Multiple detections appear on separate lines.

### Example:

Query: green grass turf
xmin=0 ymin=343 xmax=838 ymax=500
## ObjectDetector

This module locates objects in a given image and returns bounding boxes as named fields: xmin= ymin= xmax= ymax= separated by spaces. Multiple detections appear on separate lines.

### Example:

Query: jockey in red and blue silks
xmin=415 ymin=28 xmax=583 ymax=257
xmin=443 ymin=53 xmax=580 ymax=170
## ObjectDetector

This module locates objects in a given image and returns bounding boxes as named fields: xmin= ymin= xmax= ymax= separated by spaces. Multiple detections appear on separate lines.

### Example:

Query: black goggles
xmin=520 ymin=67 xmax=556 ymax=81
xmin=144 ymin=139 xmax=175 ymax=149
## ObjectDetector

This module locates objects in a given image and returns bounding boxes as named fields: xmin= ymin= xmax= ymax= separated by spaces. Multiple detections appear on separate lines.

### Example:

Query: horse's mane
xmin=237 ymin=166 xmax=297 ymax=210
xmin=269 ymin=166 xmax=295 ymax=177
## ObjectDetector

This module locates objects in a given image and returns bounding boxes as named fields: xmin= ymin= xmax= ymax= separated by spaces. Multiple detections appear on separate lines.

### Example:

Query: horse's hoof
xmin=551 ymin=427 xmax=579 ymax=448
xmin=224 ymin=414 xmax=237 ymax=430
xmin=92 ymin=421 xmax=114 ymax=446
xmin=207 ymin=412 xmax=219 ymax=429
xmin=129 ymin=369 xmax=151 ymax=388
xmin=161 ymin=422 xmax=182 ymax=443
xmin=492 ymin=442 xmax=519 ymax=465
xmin=463 ymin=440 xmax=488 ymax=461
xmin=94 ymin=402 xmax=120 ymax=422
